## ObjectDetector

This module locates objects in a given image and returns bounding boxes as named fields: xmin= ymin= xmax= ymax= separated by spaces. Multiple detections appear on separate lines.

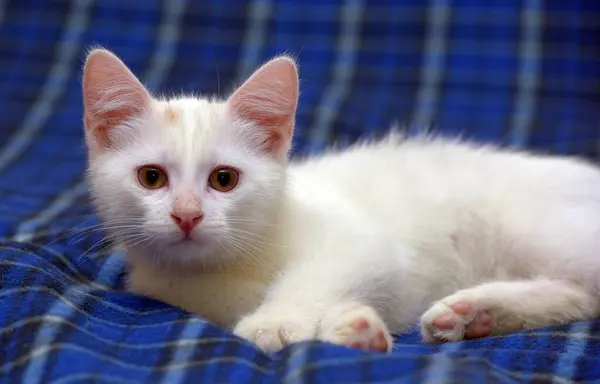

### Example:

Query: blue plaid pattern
xmin=0 ymin=0 xmax=599 ymax=382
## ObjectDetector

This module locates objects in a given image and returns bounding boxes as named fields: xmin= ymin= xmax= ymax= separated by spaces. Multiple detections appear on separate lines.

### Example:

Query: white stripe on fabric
xmin=309 ymin=0 xmax=363 ymax=150
xmin=159 ymin=321 xmax=206 ymax=384
xmin=12 ymin=180 xmax=88 ymax=243
xmin=553 ymin=322 xmax=591 ymax=379
xmin=144 ymin=0 xmax=188 ymax=91
xmin=0 ymin=0 xmax=93 ymax=174
xmin=409 ymin=0 xmax=451 ymax=133
xmin=237 ymin=0 xmax=273 ymax=81
xmin=422 ymin=340 xmax=462 ymax=383
xmin=508 ymin=0 xmax=543 ymax=148
xmin=281 ymin=345 xmax=310 ymax=384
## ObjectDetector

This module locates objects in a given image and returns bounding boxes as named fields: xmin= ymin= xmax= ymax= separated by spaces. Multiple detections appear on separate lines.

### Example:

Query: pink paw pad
xmin=433 ymin=302 xmax=493 ymax=339
xmin=351 ymin=318 xmax=370 ymax=331
xmin=348 ymin=317 xmax=389 ymax=352
xmin=320 ymin=303 xmax=393 ymax=352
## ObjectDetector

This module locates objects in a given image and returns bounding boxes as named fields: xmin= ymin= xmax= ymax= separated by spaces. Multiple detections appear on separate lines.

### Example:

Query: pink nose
xmin=170 ymin=211 xmax=203 ymax=236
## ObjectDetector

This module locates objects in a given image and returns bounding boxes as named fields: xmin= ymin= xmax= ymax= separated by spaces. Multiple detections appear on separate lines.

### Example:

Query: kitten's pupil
xmin=146 ymin=169 xmax=159 ymax=185
xmin=217 ymin=170 xmax=230 ymax=187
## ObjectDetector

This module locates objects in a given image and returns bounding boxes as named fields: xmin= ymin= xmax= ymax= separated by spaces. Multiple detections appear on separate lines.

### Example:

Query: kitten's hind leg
xmin=420 ymin=279 xmax=599 ymax=343
xmin=318 ymin=301 xmax=393 ymax=352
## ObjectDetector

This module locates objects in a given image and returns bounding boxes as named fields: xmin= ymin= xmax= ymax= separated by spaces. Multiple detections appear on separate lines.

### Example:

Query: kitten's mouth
xmin=171 ymin=238 xmax=193 ymax=245
xmin=170 ymin=235 xmax=199 ymax=246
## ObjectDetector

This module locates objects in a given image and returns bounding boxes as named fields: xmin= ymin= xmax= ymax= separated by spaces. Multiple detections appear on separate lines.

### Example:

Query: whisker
xmin=227 ymin=228 xmax=287 ymax=248
xmin=219 ymin=235 xmax=269 ymax=270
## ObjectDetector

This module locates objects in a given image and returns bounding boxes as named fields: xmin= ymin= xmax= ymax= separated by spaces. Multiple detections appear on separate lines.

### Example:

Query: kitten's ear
xmin=228 ymin=56 xmax=299 ymax=159
xmin=82 ymin=49 xmax=152 ymax=152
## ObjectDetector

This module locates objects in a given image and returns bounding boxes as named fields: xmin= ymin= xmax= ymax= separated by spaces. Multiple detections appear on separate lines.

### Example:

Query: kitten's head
xmin=82 ymin=49 xmax=298 ymax=271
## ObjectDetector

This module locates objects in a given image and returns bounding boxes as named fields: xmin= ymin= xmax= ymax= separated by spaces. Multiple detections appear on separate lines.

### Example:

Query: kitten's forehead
xmin=158 ymin=97 xmax=225 ymax=133
xmin=152 ymin=97 xmax=231 ymax=164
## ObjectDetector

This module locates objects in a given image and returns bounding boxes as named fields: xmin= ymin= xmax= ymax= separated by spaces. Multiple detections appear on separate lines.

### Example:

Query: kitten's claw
xmin=233 ymin=311 xmax=315 ymax=353
xmin=421 ymin=301 xmax=492 ymax=342
xmin=319 ymin=302 xmax=393 ymax=353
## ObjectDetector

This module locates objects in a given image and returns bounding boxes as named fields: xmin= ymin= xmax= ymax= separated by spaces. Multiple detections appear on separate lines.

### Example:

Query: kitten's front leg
xmin=234 ymin=234 xmax=400 ymax=353
xmin=232 ymin=252 xmax=387 ymax=353
xmin=420 ymin=279 xmax=599 ymax=343
xmin=232 ymin=260 xmax=336 ymax=352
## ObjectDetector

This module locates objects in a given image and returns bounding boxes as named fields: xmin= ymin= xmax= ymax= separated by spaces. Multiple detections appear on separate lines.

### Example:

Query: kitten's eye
xmin=208 ymin=167 xmax=239 ymax=192
xmin=137 ymin=166 xmax=168 ymax=189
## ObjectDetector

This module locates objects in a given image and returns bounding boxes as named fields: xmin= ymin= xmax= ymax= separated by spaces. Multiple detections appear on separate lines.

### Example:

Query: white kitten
xmin=82 ymin=49 xmax=600 ymax=354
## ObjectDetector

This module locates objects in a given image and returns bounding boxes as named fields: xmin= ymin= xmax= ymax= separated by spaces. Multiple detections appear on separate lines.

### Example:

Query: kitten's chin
xmin=124 ymin=238 xmax=224 ymax=275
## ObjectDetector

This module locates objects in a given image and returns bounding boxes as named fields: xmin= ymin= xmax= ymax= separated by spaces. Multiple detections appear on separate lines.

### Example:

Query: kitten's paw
xmin=420 ymin=301 xmax=492 ymax=343
xmin=233 ymin=311 xmax=316 ymax=353
xmin=319 ymin=302 xmax=393 ymax=353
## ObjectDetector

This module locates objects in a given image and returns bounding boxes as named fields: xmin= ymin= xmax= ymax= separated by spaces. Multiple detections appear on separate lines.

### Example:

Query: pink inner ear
xmin=83 ymin=50 xmax=151 ymax=150
xmin=228 ymin=57 xmax=299 ymax=156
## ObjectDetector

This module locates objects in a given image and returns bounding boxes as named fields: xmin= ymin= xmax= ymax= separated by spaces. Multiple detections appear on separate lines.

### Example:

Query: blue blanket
xmin=1 ymin=1 xmax=599 ymax=382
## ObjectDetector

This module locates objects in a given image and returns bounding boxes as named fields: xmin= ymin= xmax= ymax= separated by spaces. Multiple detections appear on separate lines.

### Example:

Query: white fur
xmin=84 ymin=52 xmax=600 ymax=353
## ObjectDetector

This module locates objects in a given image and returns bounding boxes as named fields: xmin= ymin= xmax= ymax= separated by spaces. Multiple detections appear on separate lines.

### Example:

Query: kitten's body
xmin=83 ymin=50 xmax=600 ymax=353
xmin=128 ymin=133 xmax=600 ymax=344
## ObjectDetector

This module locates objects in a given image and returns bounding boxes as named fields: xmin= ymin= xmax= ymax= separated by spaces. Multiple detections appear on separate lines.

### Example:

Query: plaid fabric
xmin=0 ymin=0 xmax=599 ymax=382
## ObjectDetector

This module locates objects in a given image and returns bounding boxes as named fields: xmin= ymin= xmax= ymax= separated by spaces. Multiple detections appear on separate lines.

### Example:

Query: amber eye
xmin=137 ymin=166 xmax=168 ymax=189
xmin=208 ymin=167 xmax=239 ymax=192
